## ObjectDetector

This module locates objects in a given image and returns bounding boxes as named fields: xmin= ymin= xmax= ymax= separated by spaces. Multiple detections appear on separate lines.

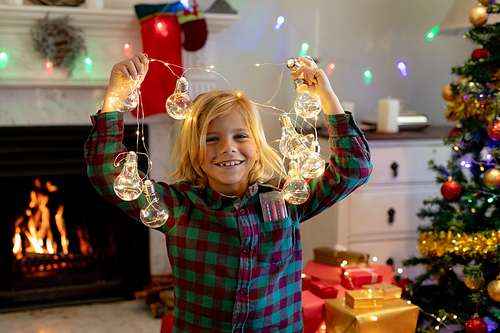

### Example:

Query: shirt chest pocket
xmin=257 ymin=218 xmax=295 ymax=264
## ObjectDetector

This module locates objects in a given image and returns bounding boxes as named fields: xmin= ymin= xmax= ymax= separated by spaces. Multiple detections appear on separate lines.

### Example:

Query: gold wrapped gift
xmin=345 ymin=289 xmax=384 ymax=309
xmin=325 ymin=298 xmax=419 ymax=333
xmin=314 ymin=247 xmax=369 ymax=267
xmin=362 ymin=283 xmax=402 ymax=300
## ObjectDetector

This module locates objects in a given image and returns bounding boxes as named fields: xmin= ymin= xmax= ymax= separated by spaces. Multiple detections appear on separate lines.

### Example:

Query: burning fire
xmin=12 ymin=178 xmax=69 ymax=258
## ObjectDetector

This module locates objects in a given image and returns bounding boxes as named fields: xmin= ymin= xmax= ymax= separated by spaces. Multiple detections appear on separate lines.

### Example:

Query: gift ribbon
xmin=343 ymin=267 xmax=379 ymax=289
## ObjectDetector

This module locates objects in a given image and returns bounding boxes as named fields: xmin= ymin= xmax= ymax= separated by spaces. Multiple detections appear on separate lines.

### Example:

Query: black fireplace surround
xmin=0 ymin=125 xmax=151 ymax=312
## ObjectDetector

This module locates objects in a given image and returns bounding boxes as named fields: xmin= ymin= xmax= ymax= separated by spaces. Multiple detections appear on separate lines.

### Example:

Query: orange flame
xmin=12 ymin=178 xmax=68 ymax=256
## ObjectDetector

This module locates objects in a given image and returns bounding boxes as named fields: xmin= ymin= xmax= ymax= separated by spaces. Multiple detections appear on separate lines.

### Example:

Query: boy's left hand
xmin=290 ymin=57 xmax=344 ymax=115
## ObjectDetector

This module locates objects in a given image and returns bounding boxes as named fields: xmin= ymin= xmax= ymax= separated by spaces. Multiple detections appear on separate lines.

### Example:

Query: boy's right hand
xmin=102 ymin=52 xmax=149 ymax=112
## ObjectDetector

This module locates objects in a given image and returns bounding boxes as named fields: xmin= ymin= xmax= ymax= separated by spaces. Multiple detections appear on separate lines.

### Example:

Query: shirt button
xmin=241 ymin=247 xmax=250 ymax=254
xmin=239 ymin=289 xmax=247 ymax=297
xmin=238 ymin=208 xmax=246 ymax=215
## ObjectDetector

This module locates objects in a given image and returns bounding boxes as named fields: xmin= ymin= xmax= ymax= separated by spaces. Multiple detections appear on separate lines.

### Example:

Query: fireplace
xmin=0 ymin=125 xmax=151 ymax=312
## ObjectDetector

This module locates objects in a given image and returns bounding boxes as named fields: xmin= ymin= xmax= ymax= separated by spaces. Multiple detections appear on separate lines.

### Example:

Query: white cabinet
xmin=299 ymin=130 xmax=452 ymax=280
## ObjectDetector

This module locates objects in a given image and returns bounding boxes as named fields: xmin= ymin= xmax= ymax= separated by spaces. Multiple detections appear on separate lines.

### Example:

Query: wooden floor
xmin=0 ymin=300 xmax=161 ymax=333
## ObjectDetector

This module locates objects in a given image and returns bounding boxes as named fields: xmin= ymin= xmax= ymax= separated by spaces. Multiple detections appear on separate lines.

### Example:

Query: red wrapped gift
xmin=341 ymin=266 xmax=382 ymax=290
xmin=310 ymin=280 xmax=339 ymax=299
xmin=303 ymin=260 xmax=342 ymax=286
xmin=302 ymin=290 xmax=325 ymax=333
xmin=302 ymin=273 xmax=312 ymax=291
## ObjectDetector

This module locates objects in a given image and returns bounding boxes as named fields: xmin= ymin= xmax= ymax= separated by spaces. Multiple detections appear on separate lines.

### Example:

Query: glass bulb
xmin=279 ymin=114 xmax=301 ymax=160
xmin=140 ymin=180 xmax=168 ymax=228
xmin=166 ymin=77 xmax=193 ymax=119
xmin=113 ymin=151 xmax=143 ymax=201
xmin=108 ymin=77 xmax=141 ymax=112
xmin=294 ymin=79 xmax=321 ymax=119
xmin=282 ymin=161 xmax=310 ymax=205
xmin=289 ymin=137 xmax=325 ymax=179
xmin=300 ymin=141 xmax=325 ymax=179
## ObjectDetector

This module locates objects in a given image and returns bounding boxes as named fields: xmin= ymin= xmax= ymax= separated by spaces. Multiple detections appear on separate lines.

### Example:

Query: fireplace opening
xmin=0 ymin=125 xmax=151 ymax=312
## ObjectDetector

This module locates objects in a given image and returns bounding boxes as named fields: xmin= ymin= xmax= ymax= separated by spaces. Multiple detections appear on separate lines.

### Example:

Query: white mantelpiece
xmin=0 ymin=3 xmax=238 ymax=89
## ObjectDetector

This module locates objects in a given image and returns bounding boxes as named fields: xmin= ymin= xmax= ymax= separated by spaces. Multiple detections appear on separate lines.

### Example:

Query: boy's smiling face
xmin=201 ymin=109 xmax=259 ymax=198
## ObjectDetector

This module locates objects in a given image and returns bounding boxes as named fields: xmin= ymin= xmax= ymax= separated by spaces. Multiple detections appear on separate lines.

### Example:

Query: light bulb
xmin=287 ymin=136 xmax=325 ymax=179
xmin=299 ymin=141 xmax=325 ymax=179
xmin=165 ymin=77 xmax=193 ymax=119
xmin=279 ymin=114 xmax=302 ymax=160
xmin=108 ymin=76 xmax=141 ymax=112
xmin=282 ymin=161 xmax=310 ymax=205
xmin=140 ymin=180 xmax=168 ymax=228
xmin=113 ymin=151 xmax=143 ymax=201
xmin=286 ymin=57 xmax=322 ymax=119
xmin=294 ymin=79 xmax=322 ymax=119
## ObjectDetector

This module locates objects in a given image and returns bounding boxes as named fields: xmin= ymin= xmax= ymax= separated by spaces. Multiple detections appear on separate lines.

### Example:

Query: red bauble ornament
xmin=397 ymin=277 xmax=412 ymax=297
xmin=441 ymin=180 xmax=462 ymax=201
xmin=465 ymin=317 xmax=488 ymax=333
xmin=487 ymin=120 xmax=500 ymax=141
xmin=449 ymin=127 xmax=464 ymax=137
xmin=471 ymin=48 xmax=490 ymax=60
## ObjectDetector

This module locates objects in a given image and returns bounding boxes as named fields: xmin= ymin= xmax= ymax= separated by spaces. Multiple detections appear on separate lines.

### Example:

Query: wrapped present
xmin=314 ymin=247 xmax=369 ymax=267
xmin=345 ymin=289 xmax=384 ymax=309
xmin=303 ymin=260 xmax=342 ymax=286
xmin=302 ymin=290 xmax=326 ymax=333
xmin=325 ymin=298 xmax=419 ymax=333
xmin=362 ymin=283 xmax=402 ymax=300
xmin=302 ymin=273 xmax=312 ymax=291
xmin=310 ymin=280 xmax=339 ymax=299
xmin=341 ymin=267 xmax=382 ymax=290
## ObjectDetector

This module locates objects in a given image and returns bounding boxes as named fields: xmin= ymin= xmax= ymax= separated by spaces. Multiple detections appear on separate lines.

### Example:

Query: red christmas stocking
xmin=134 ymin=3 xmax=184 ymax=117
xmin=177 ymin=1 xmax=208 ymax=52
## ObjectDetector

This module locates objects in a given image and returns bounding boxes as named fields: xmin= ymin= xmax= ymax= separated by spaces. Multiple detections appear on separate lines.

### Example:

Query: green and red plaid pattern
xmin=85 ymin=111 xmax=372 ymax=333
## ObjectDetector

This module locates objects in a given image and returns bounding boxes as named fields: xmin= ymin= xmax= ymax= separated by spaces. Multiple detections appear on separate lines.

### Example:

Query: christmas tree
xmin=402 ymin=1 xmax=500 ymax=332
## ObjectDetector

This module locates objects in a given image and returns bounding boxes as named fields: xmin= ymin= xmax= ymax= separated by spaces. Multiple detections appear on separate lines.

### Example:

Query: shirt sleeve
xmin=288 ymin=111 xmax=372 ymax=223
xmin=84 ymin=111 xmax=181 ymax=233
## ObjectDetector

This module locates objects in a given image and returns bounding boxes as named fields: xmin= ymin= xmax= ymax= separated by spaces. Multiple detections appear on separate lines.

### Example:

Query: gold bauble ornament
xmin=483 ymin=168 xmax=500 ymax=188
xmin=469 ymin=6 xmax=489 ymax=26
xmin=488 ymin=278 xmax=500 ymax=301
xmin=464 ymin=275 xmax=485 ymax=290
xmin=442 ymin=84 xmax=455 ymax=101
xmin=479 ymin=0 xmax=492 ymax=6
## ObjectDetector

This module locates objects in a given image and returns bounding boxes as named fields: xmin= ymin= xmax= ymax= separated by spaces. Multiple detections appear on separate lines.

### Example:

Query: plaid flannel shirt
xmin=85 ymin=111 xmax=372 ymax=333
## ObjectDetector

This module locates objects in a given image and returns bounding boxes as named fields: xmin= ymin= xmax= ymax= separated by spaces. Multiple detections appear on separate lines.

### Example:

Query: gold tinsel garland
xmin=444 ymin=95 xmax=495 ymax=122
xmin=418 ymin=230 xmax=500 ymax=258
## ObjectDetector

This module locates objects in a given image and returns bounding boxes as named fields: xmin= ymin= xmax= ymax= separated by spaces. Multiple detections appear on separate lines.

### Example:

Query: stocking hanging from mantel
xmin=133 ymin=3 xmax=184 ymax=118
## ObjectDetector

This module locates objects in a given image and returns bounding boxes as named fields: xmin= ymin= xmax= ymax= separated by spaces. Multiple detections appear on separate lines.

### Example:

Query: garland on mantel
xmin=31 ymin=14 xmax=86 ymax=73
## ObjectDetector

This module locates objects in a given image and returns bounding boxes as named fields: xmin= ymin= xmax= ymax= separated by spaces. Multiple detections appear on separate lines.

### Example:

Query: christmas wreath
xmin=31 ymin=14 xmax=86 ymax=72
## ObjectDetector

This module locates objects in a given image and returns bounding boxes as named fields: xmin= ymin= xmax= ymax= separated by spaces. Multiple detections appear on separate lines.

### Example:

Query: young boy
xmin=85 ymin=53 xmax=372 ymax=332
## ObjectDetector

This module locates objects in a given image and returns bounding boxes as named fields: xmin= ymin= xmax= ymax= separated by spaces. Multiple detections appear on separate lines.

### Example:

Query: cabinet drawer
xmin=344 ymin=184 xmax=440 ymax=239
xmin=349 ymin=239 xmax=427 ymax=281
xmin=368 ymin=143 xmax=450 ymax=184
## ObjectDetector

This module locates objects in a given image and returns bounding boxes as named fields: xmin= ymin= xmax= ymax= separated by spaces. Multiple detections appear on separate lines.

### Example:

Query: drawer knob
xmin=388 ymin=208 xmax=395 ymax=225
xmin=390 ymin=162 xmax=398 ymax=177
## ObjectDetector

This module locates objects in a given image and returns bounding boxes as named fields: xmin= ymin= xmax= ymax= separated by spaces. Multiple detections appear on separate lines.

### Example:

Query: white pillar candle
xmin=377 ymin=98 xmax=400 ymax=133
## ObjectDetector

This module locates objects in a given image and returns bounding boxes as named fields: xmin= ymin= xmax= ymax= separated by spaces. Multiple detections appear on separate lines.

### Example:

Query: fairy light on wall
xmin=84 ymin=56 xmax=93 ymax=74
xmin=299 ymin=42 xmax=309 ymax=57
xmin=274 ymin=15 xmax=285 ymax=31
xmin=45 ymin=61 xmax=53 ymax=77
xmin=363 ymin=68 xmax=372 ymax=86
xmin=0 ymin=52 xmax=8 ymax=69
xmin=426 ymin=26 xmax=439 ymax=40
xmin=123 ymin=43 xmax=133 ymax=58
xmin=326 ymin=62 xmax=336 ymax=76
xmin=397 ymin=60 xmax=408 ymax=78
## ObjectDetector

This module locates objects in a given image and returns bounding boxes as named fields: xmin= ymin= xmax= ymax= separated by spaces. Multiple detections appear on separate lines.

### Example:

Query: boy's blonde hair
xmin=171 ymin=90 xmax=283 ymax=189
